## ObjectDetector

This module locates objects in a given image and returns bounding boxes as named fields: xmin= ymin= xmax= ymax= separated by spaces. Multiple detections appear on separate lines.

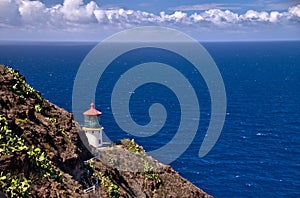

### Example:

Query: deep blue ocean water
xmin=0 ymin=41 xmax=299 ymax=197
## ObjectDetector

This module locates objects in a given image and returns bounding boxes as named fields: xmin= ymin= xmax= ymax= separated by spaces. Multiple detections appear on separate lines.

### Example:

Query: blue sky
xmin=0 ymin=0 xmax=299 ymax=41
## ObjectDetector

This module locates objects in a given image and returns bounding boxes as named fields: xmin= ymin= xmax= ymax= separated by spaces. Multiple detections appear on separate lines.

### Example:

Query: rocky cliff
xmin=0 ymin=65 xmax=212 ymax=198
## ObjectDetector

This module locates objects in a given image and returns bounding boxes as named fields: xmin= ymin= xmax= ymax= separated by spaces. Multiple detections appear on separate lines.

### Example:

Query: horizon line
xmin=0 ymin=39 xmax=299 ymax=44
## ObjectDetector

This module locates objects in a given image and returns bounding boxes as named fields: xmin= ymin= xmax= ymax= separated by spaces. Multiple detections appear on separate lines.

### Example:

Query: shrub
xmin=121 ymin=138 xmax=145 ymax=156
xmin=0 ymin=115 xmax=62 ymax=183
xmin=95 ymin=172 xmax=120 ymax=198
xmin=0 ymin=172 xmax=31 ymax=198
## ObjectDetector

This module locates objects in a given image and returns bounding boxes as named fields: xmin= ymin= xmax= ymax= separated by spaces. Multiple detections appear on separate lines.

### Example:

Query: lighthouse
xmin=82 ymin=103 xmax=103 ymax=148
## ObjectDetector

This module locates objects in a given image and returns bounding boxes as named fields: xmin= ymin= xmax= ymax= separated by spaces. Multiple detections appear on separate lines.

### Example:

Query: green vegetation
xmin=87 ymin=159 xmax=95 ymax=172
xmin=0 ymin=172 xmax=31 ymax=198
xmin=34 ymin=104 xmax=43 ymax=113
xmin=0 ymin=115 xmax=63 ymax=196
xmin=121 ymin=138 xmax=145 ymax=156
xmin=121 ymin=139 xmax=161 ymax=184
xmin=108 ymin=157 xmax=117 ymax=166
xmin=87 ymin=159 xmax=120 ymax=198
xmin=143 ymin=160 xmax=161 ymax=184
xmin=15 ymin=117 xmax=28 ymax=124
xmin=46 ymin=117 xmax=57 ymax=123
xmin=7 ymin=67 xmax=42 ymax=102
xmin=95 ymin=172 xmax=120 ymax=198
xmin=27 ymin=146 xmax=63 ymax=181
xmin=0 ymin=116 xmax=28 ymax=155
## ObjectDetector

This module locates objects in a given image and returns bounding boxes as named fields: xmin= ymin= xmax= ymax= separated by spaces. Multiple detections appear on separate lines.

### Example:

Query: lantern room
xmin=83 ymin=103 xmax=102 ymax=128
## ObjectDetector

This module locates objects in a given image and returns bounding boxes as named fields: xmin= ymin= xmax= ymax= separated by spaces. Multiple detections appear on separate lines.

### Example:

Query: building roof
xmin=83 ymin=103 xmax=102 ymax=116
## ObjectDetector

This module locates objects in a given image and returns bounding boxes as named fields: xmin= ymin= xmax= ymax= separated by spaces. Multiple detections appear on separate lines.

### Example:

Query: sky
xmin=0 ymin=0 xmax=299 ymax=41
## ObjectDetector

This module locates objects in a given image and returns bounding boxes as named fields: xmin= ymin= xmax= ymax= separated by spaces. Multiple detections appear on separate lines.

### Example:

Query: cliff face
xmin=0 ymin=65 xmax=93 ymax=197
xmin=0 ymin=65 xmax=212 ymax=198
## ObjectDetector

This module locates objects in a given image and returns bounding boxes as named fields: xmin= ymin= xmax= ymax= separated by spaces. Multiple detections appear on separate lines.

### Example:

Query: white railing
xmin=83 ymin=185 xmax=96 ymax=194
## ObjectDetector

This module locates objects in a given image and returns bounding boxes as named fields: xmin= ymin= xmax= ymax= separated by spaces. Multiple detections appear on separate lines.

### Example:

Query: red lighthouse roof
xmin=83 ymin=103 xmax=102 ymax=116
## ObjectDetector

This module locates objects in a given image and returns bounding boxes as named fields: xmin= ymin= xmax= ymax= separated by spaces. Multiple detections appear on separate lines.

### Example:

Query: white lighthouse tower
xmin=82 ymin=103 xmax=103 ymax=148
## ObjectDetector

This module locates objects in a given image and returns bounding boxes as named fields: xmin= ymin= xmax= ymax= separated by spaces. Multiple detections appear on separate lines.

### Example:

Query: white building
xmin=82 ymin=103 xmax=103 ymax=148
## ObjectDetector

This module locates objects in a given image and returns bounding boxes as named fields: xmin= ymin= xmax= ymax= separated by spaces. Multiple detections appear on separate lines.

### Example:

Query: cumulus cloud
xmin=0 ymin=0 xmax=299 ymax=39
xmin=18 ymin=0 xmax=47 ymax=25
xmin=201 ymin=9 xmax=239 ymax=25
xmin=0 ymin=0 xmax=21 ymax=26
xmin=289 ymin=4 xmax=300 ymax=18
xmin=60 ymin=0 xmax=98 ymax=23
xmin=160 ymin=11 xmax=187 ymax=23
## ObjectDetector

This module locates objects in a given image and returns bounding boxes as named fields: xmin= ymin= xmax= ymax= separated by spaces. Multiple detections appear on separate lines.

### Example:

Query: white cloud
xmin=160 ymin=11 xmax=187 ymax=23
xmin=94 ymin=9 xmax=107 ymax=23
xmin=269 ymin=11 xmax=280 ymax=23
xmin=201 ymin=9 xmax=239 ymax=25
xmin=0 ymin=0 xmax=21 ymax=26
xmin=0 ymin=0 xmax=299 ymax=40
xmin=59 ymin=0 xmax=98 ymax=23
xmin=169 ymin=3 xmax=241 ymax=11
xmin=241 ymin=10 xmax=270 ymax=22
xmin=18 ymin=0 xmax=47 ymax=25
xmin=289 ymin=4 xmax=300 ymax=18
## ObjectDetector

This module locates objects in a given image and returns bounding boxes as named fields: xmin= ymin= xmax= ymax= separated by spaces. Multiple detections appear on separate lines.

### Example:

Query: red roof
xmin=83 ymin=103 xmax=102 ymax=116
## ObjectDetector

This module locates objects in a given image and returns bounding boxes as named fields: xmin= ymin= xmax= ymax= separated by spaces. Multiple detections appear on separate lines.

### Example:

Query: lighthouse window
xmin=84 ymin=115 xmax=100 ymax=128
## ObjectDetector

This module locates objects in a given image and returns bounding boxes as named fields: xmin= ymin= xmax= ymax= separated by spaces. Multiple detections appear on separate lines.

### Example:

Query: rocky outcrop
xmin=0 ymin=65 xmax=93 ymax=197
xmin=0 ymin=65 xmax=212 ymax=198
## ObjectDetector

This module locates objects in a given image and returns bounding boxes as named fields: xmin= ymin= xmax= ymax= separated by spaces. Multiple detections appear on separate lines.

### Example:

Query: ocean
xmin=0 ymin=41 xmax=299 ymax=197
